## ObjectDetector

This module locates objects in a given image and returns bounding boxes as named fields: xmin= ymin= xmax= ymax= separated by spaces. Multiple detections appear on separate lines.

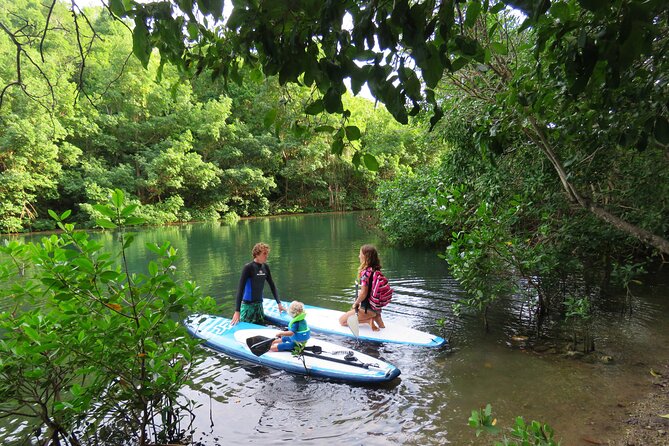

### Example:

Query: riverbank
xmin=608 ymin=361 xmax=669 ymax=446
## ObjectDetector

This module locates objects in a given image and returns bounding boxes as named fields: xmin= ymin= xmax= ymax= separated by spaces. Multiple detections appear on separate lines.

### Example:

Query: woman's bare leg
xmin=339 ymin=309 xmax=354 ymax=326
xmin=357 ymin=310 xmax=379 ymax=331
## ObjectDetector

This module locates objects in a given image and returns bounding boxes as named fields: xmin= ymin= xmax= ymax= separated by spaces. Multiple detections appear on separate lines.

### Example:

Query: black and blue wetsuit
xmin=235 ymin=261 xmax=280 ymax=312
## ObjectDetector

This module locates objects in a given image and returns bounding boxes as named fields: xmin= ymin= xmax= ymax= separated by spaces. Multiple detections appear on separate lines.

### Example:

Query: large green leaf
xmin=345 ymin=126 xmax=361 ymax=141
xmin=464 ymin=1 xmax=482 ymax=28
xmin=198 ymin=0 xmax=224 ymax=16
xmin=109 ymin=0 xmax=126 ymax=16
xmin=331 ymin=138 xmax=345 ymax=155
xmin=654 ymin=117 xmax=669 ymax=145
xmin=363 ymin=153 xmax=379 ymax=171
xmin=93 ymin=205 xmax=117 ymax=219
xmin=323 ymin=87 xmax=344 ymax=113
xmin=132 ymin=18 xmax=152 ymax=68
xmin=96 ymin=219 xmax=118 ymax=229
xmin=305 ymin=99 xmax=324 ymax=115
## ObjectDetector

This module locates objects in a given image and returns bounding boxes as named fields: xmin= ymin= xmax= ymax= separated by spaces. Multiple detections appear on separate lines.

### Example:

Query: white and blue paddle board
xmin=262 ymin=299 xmax=447 ymax=348
xmin=184 ymin=314 xmax=400 ymax=384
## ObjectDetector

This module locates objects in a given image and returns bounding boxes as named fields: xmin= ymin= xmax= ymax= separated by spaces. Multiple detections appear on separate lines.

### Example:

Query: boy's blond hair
xmin=252 ymin=242 xmax=270 ymax=258
xmin=288 ymin=300 xmax=304 ymax=317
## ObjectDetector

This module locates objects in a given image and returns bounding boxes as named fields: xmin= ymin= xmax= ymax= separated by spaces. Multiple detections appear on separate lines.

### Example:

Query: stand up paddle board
xmin=185 ymin=314 xmax=401 ymax=384
xmin=262 ymin=299 xmax=447 ymax=348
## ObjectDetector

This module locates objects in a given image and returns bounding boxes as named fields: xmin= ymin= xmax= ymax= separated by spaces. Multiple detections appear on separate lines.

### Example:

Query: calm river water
xmin=2 ymin=212 xmax=669 ymax=445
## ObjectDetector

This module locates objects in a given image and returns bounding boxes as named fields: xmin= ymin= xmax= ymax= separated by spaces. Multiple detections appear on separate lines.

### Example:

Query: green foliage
xmin=376 ymin=168 xmax=450 ymax=247
xmin=438 ymin=193 xmax=521 ymax=328
xmin=2 ymin=1 xmax=445 ymax=231
xmin=469 ymin=404 xmax=559 ymax=446
xmin=563 ymin=295 xmax=594 ymax=353
xmin=469 ymin=404 xmax=500 ymax=437
xmin=378 ymin=2 xmax=668 ymax=329
xmin=0 ymin=189 xmax=217 ymax=444
xmin=563 ymin=296 xmax=591 ymax=321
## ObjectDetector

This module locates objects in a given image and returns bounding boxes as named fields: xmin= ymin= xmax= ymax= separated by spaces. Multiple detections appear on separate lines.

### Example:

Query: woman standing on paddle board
xmin=338 ymin=244 xmax=386 ymax=331
xmin=232 ymin=242 xmax=286 ymax=325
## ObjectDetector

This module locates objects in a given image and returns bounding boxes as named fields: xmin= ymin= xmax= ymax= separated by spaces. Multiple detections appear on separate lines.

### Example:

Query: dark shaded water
xmin=2 ymin=212 xmax=668 ymax=445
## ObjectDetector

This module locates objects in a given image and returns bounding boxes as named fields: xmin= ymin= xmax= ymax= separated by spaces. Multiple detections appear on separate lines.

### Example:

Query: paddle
xmin=246 ymin=335 xmax=278 ymax=356
xmin=300 ymin=350 xmax=378 ymax=369
xmin=346 ymin=282 xmax=360 ymax=338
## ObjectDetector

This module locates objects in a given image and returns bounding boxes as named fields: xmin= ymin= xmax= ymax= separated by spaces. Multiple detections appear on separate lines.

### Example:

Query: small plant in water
xmin=564 ymin=295 xmax=594 ymax=353
xmin=469 ymin=404 xmax=499 ymax=437
xmin=469 ymin=404 xmax=559 ymax=445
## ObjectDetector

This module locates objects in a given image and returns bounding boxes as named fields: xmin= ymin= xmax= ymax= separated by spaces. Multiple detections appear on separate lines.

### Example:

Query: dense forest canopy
xmin=0 ymin=0 xmax=444 ymax=233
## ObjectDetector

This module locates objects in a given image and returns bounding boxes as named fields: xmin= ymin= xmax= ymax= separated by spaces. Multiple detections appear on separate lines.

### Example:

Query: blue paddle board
xmin=184 ymin=314 xmax=401 ymax=384
xmin=263 ymin=299 xmax=446 ymax=348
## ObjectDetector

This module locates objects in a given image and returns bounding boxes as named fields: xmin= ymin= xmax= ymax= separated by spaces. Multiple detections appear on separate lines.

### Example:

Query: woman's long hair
xmin=358 ymin=244 xmax=381 ymax=274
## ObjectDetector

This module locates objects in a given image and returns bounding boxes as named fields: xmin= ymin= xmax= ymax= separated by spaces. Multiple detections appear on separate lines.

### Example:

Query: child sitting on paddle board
xmin=271 ymin=301 xmax=311 ymax=352
xmin=338 ymin=244 xmax=386 ymax=331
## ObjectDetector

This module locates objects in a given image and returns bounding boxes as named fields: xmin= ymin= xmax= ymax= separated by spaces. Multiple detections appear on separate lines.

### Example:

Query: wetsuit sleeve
xmin=235 ymin=263 xmax=253 ymax=312
xmin=264 ymin=264 xmax=280 ymax=304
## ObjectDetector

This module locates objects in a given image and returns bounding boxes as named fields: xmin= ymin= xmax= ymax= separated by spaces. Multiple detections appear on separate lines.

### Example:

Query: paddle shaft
xmin=300 ymin=350 xmax=377 ymax=369
xmin=251 ymin=337 xmax=276 ymax=349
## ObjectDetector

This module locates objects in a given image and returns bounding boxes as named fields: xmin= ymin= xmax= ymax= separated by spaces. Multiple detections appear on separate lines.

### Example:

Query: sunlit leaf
xmin=121 ymin=204 xmax=138 ymax=218
xmin=111 ymin=189 xmax=125 ymax=208
xmin=93 ymin=205 xmax=117 ymax=219
xmin=96 ymin=219 xmax=118 ymax=229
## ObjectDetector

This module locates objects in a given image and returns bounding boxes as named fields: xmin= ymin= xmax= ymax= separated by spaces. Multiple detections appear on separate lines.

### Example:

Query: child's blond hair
xmin=288 ymin=300 xmax=304 ymax=317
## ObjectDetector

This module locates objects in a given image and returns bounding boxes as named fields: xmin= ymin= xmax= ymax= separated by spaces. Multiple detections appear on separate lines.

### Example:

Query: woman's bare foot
xmin=370 ymin=321 xmax=380 ymax=331
xmin=374 ymin=315 xmax=385 ymax=329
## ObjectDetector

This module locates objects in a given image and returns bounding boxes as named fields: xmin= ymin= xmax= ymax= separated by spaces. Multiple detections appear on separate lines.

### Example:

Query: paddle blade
xmin=246 ymin=336 xmax=275 ymax=356
xmin=347 ymin=313 xmax=359 ymax=338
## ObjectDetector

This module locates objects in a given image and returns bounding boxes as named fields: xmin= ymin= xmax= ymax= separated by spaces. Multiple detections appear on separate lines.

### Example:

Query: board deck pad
xmin=184 ymin=314 xmax=401 ymax=384
xmin=263 ymin=299 xmax=446 ymax=348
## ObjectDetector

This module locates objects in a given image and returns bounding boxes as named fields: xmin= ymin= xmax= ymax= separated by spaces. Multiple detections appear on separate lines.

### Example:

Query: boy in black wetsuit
xmin=231 ymin=242 xmax=286 ymax=325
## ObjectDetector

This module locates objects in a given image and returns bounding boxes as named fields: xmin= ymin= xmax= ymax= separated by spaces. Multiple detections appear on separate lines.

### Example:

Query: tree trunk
xmin=524 ymin=116 xmax=669 ymax=256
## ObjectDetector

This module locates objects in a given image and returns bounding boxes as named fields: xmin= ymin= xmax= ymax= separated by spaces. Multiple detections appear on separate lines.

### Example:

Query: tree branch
xmin=523 ymin=115 xmax=669 ymax=255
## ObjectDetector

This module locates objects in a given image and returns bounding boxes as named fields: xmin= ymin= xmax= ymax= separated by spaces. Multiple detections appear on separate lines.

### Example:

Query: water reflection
xmin=1 ymin=213 xmax=669 ymax=445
